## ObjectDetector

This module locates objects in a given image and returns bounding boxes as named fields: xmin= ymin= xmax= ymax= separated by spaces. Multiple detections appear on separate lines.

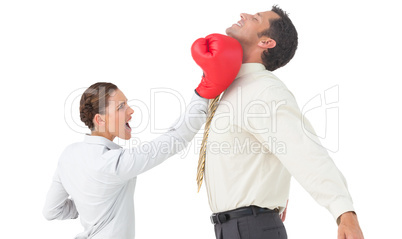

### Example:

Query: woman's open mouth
xmin=125 ymin=117 xmax=132 ymax=131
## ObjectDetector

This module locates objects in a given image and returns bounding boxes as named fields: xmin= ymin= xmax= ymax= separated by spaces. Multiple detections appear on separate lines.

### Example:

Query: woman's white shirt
xmin=43 ymin=93 xmax=207 ymax=239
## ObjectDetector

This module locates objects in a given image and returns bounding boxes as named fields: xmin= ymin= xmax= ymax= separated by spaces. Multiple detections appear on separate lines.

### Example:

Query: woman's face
xmin=102 ymin=89 xmax=134 ymax=140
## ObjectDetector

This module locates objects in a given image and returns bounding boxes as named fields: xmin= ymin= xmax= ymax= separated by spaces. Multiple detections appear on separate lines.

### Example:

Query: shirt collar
xmin=235 ymin=63 xmax=267 ymax=79
xmin=84 ymin=135 xmax=122 ymax=150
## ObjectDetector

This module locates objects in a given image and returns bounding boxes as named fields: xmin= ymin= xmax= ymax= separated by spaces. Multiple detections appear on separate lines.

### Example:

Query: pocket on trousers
xmin=262 ymin=226 xmax=287 ymax=239
xmin=261 ymin=213 xmax=287 ymax=239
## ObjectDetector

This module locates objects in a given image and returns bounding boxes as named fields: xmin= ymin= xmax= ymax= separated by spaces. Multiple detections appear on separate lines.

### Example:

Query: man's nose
xmin=240 ymin=13 xmax=251 ymax=20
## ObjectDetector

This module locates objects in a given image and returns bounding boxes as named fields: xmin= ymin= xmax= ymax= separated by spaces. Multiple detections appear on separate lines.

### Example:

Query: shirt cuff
xmin=328 ymin=197 xmax=355 ymax=223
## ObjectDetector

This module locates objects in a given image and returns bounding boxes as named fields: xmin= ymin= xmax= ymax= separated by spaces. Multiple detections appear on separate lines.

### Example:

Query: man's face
xmin=226 ymin=11 xmax=280 ymax=47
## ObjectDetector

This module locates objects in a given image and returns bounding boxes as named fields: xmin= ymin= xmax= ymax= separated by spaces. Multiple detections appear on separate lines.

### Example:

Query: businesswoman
xmin=42 ymin=82 xmax=207 ymax=238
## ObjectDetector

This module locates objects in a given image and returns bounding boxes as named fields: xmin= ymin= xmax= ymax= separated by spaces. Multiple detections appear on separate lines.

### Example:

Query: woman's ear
xmin=257 ymin=38 xmax=276 ymax=49
xmin=93 ymin=113 xmax=106 ymax=128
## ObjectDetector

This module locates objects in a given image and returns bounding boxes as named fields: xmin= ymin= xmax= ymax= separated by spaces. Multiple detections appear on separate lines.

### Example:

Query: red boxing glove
xmin=191 ymin=33 xmax=243 ymax=99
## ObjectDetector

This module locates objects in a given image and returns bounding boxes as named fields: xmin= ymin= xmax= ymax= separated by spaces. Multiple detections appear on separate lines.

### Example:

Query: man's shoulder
xmin=257 ymin=70 xmax=286 ymax=86
xmin=238 ymin=70 xmax=290 ymax=96
xmin=238 ymin=69 xmax=285 ymax=88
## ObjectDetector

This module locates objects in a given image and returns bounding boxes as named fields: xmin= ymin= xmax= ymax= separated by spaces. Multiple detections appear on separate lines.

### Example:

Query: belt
xmin=210 ymin=206 xmax=279 ymax=225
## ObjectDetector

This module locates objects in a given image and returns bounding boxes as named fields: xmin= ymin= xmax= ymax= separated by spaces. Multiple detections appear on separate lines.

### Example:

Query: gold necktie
xmin=197 ymin=94 xmax=221 ymax=192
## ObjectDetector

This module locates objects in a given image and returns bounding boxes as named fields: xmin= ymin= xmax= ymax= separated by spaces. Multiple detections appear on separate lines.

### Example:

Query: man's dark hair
xmin=259 ymin=5 xmax=298 ymax=71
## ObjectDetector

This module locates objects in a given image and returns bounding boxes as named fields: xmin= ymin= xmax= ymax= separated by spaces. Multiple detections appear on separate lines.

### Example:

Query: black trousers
xmin=213 ymin=208 xmax=287 ymax=239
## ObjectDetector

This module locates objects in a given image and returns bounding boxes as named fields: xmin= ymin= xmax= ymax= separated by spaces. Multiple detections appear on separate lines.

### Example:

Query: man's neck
xmin=241 ymin=46 xmax=264 ymax=64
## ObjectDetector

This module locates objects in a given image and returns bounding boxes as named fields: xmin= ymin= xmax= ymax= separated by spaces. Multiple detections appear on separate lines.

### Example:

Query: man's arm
xmin=43 ymin=170 xmax=79 ymax=220
xmin=248 ymin=86 xmax=363 ymax=237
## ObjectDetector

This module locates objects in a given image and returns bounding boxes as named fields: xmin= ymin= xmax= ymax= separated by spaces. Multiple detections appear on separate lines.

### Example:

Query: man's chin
xmin=225 ymin=27 xmax=233 ymax=36
xmin=226 ymin=27 xmax=239 ymax=41
xmin=225 ymin=27 xmax=240 ymax=40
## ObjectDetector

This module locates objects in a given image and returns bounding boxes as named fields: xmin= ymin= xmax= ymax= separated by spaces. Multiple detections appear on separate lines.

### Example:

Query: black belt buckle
xmin=210 ymin=214 xmax=216 ymax=225
xmin=210 ymin=213 xmax=229 ymax=225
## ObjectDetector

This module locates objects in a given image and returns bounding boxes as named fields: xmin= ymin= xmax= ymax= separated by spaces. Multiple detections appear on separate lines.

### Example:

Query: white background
xmin=1 ymin=0 xmax=401 ymax=238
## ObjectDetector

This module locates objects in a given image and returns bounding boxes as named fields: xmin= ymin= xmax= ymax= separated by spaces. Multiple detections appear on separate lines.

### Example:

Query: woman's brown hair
xmin=79 ymin=82 xmax=118 ymax=131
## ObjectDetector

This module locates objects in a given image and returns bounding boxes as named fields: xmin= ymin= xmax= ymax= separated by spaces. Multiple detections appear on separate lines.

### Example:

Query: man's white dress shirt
xmin=43 ymin=93 xmax=207 ymax=239
xmin=204 ymin=63 xmax=354 ymax=221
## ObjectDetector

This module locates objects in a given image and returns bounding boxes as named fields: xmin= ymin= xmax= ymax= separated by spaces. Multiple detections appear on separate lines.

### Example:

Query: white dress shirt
xmin=43 ymin=93 xmax=207 ymax=239
xmin=204 ymin=63 xmax=354 ymax=221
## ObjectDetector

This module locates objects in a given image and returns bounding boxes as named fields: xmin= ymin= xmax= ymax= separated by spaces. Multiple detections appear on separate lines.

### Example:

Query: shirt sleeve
xmin=247 ymin=86 xmax=354 ymax=221
xmin=101 ymin=93 xmax=208 ymax=181
xmin=42 ymin=170 xmax=79 ymax=220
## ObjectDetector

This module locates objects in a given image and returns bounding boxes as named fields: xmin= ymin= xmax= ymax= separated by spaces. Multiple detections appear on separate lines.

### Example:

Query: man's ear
xmin=93 ymin=113 xmax=106 ymax=128
xmin=258 ymin=38 xmax=276 ymax=49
